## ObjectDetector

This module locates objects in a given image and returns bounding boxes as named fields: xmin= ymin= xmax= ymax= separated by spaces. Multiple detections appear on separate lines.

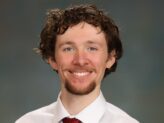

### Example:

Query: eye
xmin=63 ymin=47 xmax=74 ymax=52
xmin=87 ymin=47 xmax=98 ymax=51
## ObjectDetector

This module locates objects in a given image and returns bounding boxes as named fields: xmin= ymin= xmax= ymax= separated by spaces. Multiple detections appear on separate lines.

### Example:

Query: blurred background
xmin=0 ymin=0 xmax=163 ymax=123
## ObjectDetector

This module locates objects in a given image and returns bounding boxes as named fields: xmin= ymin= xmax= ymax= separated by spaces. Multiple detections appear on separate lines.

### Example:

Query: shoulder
xmin=15 ymin=102 xmax=57 ymax=123
xmin=103 ymin=102 xmax=139 ymax=123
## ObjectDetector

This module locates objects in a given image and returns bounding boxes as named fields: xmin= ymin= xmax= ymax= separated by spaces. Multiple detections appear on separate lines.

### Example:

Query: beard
xmin=64 ymin=79 xmax=96 ymax=95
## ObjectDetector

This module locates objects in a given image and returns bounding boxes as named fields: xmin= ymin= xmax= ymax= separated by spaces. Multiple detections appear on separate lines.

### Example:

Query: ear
xmin=48 ymin=57 xmax=58 ymax=71
xmin=106 ymin=50 xmax=116 ymax=69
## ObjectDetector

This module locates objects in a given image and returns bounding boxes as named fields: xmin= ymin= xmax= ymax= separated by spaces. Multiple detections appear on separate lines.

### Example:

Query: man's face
xmin=49 ymin=22 xmax=115 ymax=95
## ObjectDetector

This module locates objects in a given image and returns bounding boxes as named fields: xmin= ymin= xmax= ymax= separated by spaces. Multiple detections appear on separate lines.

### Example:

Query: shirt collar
xmin=53 ymin=92 xmax=70 ymax=123
xmin=53 ymin=91 xmax=106 ymax=123
xmin=76 ymin=91 xmax=106 ymax=123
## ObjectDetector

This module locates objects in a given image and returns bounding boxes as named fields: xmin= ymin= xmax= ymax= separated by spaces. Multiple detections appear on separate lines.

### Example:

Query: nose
xmin=72 ymin=50 xmax=89 ymax=66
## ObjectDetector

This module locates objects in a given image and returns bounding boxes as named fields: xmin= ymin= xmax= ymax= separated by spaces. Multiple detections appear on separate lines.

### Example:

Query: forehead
xmin=56 ymin=22 xmax=106 ymax=44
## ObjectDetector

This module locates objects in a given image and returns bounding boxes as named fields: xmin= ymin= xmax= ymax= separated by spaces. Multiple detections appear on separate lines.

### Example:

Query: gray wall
xmin=0 ymin=0 xmax=163 ymax=123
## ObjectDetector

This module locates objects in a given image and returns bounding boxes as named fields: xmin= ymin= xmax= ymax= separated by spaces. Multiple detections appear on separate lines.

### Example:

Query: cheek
xmin=55 ymin=55 xmax=73 ymax=68
xmin=91 ymin=53 xmax=108 ymax=67
xmin=91 ymin=58 xmax=107 ymax=70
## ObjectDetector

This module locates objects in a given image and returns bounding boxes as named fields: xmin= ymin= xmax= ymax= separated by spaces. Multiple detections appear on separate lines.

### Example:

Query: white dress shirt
xmin=15 ymin=91 xmax=139 ymax=123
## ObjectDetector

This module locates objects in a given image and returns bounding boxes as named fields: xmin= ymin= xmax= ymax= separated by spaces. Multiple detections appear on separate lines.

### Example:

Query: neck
xmin=60 ymin=87 xmax=100 ymax=115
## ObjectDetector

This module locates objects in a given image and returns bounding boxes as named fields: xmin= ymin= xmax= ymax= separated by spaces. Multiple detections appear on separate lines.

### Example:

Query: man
xmin=16 ymin=4 xmax=139 ymax=123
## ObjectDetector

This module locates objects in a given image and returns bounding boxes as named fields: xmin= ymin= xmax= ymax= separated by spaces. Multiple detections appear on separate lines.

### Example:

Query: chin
xmin=65 ymin=80 xmax=96 ymax=95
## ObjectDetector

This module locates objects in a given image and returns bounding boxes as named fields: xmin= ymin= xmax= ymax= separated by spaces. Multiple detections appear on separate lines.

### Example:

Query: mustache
xmin=64 ymin=66 xmax=96 ymax=72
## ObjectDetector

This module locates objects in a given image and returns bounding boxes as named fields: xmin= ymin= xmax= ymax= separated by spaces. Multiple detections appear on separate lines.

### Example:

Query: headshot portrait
xmin=15 ymin=4 xmax=138 ymax=123
xmin=0 ymin=1 xmax=163 ymax=123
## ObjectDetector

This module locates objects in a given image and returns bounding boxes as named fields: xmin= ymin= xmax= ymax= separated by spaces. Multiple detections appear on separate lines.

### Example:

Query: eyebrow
xmin=86 ymin=40 xmax=103 ymax=46
xmin=58 ymin=41 xmax=75 ymax=48
xmin=58 ymin=40 xmax=102 ymax=48
xmin=86 ymin=40 xmax=99 ymax=44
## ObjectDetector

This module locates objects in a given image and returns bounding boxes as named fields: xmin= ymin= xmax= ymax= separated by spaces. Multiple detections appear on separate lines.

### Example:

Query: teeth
xmin=73 ymin=72 xmax=89 ymax=77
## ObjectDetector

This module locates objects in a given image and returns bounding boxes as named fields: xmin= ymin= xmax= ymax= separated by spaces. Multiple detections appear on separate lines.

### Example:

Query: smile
xmin=73 ymin=72 xmax=90 ymax=77
xmin=67 ymin=69 xmax=93 ymax=78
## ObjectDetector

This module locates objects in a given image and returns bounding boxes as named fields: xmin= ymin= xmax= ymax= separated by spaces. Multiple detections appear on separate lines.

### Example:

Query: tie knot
xmin=62 ymin=117 xmax=81 ymax=123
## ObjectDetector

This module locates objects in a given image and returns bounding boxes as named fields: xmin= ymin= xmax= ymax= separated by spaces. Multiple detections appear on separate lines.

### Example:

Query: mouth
xmin=72 ymin=71 xmax=90 ymax=77
xmin=66 ymin=70 xmax=93 ymax=84
xmin=68 ymin=69 xmax=94 ymax=78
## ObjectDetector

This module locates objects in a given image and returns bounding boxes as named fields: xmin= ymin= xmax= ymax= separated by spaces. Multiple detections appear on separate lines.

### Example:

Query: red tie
xmin=62 ymin=117 xmax=82 ymax=123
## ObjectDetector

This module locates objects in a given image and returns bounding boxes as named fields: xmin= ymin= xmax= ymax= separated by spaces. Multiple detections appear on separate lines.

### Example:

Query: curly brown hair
xmin=38 ymin=4 xmax=123 ymax=77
